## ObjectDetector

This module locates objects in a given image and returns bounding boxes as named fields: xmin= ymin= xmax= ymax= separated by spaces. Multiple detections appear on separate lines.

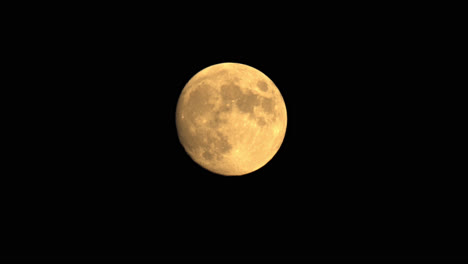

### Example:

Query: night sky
xmin=4 ymin=2 xmax=464 ymax=262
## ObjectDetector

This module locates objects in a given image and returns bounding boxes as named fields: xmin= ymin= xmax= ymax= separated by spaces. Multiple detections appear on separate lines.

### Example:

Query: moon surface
xmin=176 ymin=62 xmax=287 ymax=176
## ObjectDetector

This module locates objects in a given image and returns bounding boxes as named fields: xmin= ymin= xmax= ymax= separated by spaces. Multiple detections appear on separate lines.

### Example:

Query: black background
xmin=3 ymin=2 xmax=466 ymax=262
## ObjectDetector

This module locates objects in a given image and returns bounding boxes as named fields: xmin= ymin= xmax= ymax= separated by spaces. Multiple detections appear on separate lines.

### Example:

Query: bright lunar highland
xmin=176 ymin=62 xmax=287 ymax=176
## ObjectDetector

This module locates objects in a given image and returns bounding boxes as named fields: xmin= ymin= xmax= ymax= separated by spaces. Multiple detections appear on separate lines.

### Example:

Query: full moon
xmin=176 ymin=62 xmax=287 ymax=176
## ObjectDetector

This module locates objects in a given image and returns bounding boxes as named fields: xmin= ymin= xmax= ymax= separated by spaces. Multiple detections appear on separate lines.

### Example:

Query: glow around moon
xmin=176 ymin=62 xmax=287 ymax=176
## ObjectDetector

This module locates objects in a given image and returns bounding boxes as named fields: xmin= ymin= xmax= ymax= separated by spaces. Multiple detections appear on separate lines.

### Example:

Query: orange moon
xmin=176 ymin=62 xmax=287 ymax=176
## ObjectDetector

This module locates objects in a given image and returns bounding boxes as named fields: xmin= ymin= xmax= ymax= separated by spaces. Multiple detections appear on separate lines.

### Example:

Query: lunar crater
xmin=220 ymin=83 xmax=242 ymax=103
xmin=203 ymin=151 xmax=214 ymax=160
xmin=237 ymin=91 xmax=260 ymax=114
xmin=257 ymin=80 xmax=269 ymax=91
xmin=256 ymin=116 xmax=267 ymax=126
xmin=261 ymin=97 xmax=275 ymax=119
xmin=182 ymin=128 xmax=232 ymax=163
